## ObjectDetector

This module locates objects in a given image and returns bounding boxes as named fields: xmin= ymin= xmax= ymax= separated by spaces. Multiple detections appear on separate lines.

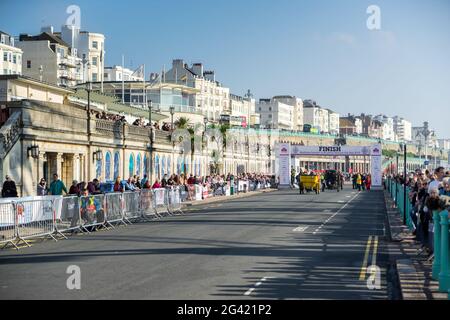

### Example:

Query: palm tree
xmin=174 ymin=116 xmax=191 ymax=129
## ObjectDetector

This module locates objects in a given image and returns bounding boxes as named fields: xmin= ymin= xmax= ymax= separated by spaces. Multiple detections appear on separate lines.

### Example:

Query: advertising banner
xmin=278 ymin=143 xmax=291 ymax=187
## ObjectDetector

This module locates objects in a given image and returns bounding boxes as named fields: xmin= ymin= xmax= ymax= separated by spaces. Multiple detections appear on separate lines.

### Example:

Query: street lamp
xmin=27 ymin=144 xmax=40 ymax=159
xmin=93 ymin=149 xmax=103 ymax=162
xmin=169 ymin=106 xmax=175 ymax=174
xmin=148 ymin=100 xmax=154 ymax=181
xmin=398 ymin=143 xmax=407 ymax=225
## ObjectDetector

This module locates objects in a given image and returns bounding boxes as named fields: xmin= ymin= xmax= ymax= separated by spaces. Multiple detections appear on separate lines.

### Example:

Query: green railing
xmin=387 ymin=178 xmax=450 ymax=295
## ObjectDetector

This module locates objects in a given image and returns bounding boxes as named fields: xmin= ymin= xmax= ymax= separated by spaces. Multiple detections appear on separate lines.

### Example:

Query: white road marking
xmin=244 ymin=277 xmax=275 ymax=296
xmin=323 ymin=209 xmax=331 ymax=212
xmin=293 ymin=226 xmax=309 ymax=232
xmin=244 ymin=288 xmax=255 ymax=296
xmin=313 ymin=193 xmax=359 ymax=235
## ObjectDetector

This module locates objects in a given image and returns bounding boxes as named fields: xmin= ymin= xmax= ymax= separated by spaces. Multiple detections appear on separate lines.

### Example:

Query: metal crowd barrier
xmin=168 ymin=187 xmax=183 ymax=215
xmin=0 ymin=201 xmax=18 ymax=249
xmin=15 ymin=198 xmax=57 ymax=245
xmin=1 ymin=182 xmax=275 ymax=250
xmin=140 ymin=189 xmax=156 ymax=220
xmin=53 ymin=195 xmax=82 ymax=235
xmin=105 ymin=193 xmax=127 ymax=227
xmin=122 ymin=191 xmax=141 ymax=222
xmin=153 ymin=188 xmax=170 ymax=217
xmin=79 ymin=194 xmax=107 ymax=231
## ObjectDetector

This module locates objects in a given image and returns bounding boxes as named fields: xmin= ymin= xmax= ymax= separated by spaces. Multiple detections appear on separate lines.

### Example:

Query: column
xmin=73 ymin=154 xmax=80 ymax=182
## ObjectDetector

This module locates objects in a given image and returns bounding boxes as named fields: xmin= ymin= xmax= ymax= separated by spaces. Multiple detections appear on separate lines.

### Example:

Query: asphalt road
xmin=0 ymin=186 xmax=390 ymax=300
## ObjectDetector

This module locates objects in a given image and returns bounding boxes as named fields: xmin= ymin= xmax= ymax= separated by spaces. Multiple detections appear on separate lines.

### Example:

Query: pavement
xmin=0 ymin=186 xmax=392 ymax=300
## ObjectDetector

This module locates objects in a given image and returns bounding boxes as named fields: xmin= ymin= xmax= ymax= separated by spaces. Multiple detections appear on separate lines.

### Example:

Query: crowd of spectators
xmin=92 ymin=110 xmax=174 ymax=132
xmin=387 ymin=166 xmax=450 ymax=256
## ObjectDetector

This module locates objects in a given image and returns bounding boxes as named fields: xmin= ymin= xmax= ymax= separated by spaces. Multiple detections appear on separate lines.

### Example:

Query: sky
xmin=1 ymin=0 xmax=449 ymax=137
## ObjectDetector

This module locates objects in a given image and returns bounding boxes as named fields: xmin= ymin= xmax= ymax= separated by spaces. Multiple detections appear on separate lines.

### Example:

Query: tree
xmin=174 ymin=117 xmax=191 ymax=129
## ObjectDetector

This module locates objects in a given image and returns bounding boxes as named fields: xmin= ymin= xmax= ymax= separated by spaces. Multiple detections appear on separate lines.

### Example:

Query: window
xmin=136 ymin=154 xmax=141 ymax=177
xmin=92 ymin=57 xmax=98 ymax=66
xmin=113 ymin=152 xmax=120 ymax=180
xmin=129 ymin=154 xmax=135 ymax=178
xmin=92 ymin=73 xmax=98 ymax=82
xmin=92 ymin=41 xmax=98 ymax=49
xmin=3 ymin=52 xmax=7 ymax=62
xmin=27 ymin=60 xmax=31 ymax=69
xmin=13 ymin=54 xmax=16 ymax=64
xmin=105 ymin=152 xmax=112 ymax=181
xmin=96 ymin=158 xmax=102 ymax=179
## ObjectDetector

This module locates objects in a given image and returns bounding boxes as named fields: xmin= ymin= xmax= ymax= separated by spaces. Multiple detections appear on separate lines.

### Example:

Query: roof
xmin=339 ymin=118 xmax=356 ymax=127
xmin=19 ymin=32 xmax=71 ymax=48
xmin=72 ymin=88 xmax=167 ymax=121
xmin=0 ymin=74 xmax=74 ymax=93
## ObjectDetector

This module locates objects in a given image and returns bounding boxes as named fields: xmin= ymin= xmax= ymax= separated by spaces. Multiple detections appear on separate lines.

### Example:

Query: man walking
xmin=49 ymin=173 xmax=67 ymax=196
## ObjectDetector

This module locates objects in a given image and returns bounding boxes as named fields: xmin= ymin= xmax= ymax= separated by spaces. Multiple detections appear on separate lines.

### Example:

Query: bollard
xmin=432 ymin=210 xmax=442 ymax=280
xmin=439 ymin=210 xmax=450 ymax=292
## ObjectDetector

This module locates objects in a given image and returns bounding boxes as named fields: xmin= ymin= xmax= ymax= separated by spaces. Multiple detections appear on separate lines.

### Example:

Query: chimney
xmin=191 ymin=63 xmax=203 ymax=77
xmin=41 ymin=26 xmax=54 ymax=34
xmin=204 ymin=70 xmax=215 ymax=82
xmin=173 ymin=59 xmax=184 ymax=68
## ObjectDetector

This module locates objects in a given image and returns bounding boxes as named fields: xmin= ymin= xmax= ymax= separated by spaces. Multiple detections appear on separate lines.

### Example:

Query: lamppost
xmin=86 ymin=80 xmax=92 ymax=181
xmin=169 ymin=106 xmax=175 ymax=174
xmin=203 ymin=117 xmax=208 ymax=176
xmin=398 ymin=143 xmax=407 ymax=225
xmin=148 ymin=100 xmax=154 ymax=182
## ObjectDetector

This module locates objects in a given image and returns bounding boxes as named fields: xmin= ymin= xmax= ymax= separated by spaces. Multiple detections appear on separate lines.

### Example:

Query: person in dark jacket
xmin=68 ymin=180 xmax=80 ymax=196
xmin=2 ymin=175 xmax=18 ymax=198
xmin=87 ymin=179 xmax=101 ymax=195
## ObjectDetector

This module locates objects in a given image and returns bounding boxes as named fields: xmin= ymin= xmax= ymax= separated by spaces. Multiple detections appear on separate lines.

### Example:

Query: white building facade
xmin=327 ymin=109 xmax=340 ymax=135
xmin=104 ymin=65 xmax=144 ymax=82
xmin=271 ymin=96 xmax=304 ymax=131
xmin=393 ymin=116 xmax=412 ymax=142
xmin=18 ymin=30 xmax=84 ymax=87
xmin=57 ymin=25 xmax=105 ymax=83
xmin=256 ymin=99 xmax=294 ymax=130
xmin=0 ymin=31 xmax=22 ymax=76
xmin=164 ymin=60 xmax=230 ymax=122
xmin=374 ymin=115 xmax=396 ymax=141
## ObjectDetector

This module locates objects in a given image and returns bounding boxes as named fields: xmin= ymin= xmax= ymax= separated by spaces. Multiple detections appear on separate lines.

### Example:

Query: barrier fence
xmin=0 ymin=181 xmax=272 ymax=250
xmin=386 ymin=177 xmax=450 ymax=295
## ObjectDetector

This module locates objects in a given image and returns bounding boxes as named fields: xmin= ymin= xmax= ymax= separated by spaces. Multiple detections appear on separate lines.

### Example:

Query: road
xmin=0 ymin=186 xmax=391 ymax=300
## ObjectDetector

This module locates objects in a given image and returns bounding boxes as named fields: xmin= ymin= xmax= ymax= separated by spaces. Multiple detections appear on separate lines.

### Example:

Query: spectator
xmin=87 ymin=178 xmax=101 ymax=195
xmin=114 ymin=177 xmax=123 ymax=192
xmin=152 ymin=179 xmax=162 ymax=189
xmin=69 ymin=180 xmax=80 ymax=196
xmin=49 ymin=173 xmax=67 ymax=196
xmin=37 ymin=178 xmax=48 ymax=196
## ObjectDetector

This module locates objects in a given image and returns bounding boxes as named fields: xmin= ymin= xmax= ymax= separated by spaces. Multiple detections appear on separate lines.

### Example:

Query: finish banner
xmin=291 ymin=145 xmax=373 ymax=156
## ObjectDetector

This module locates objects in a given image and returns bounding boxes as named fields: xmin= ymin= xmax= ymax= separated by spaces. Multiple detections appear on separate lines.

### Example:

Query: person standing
xmin=37 ymin=178 xmax=48 ymax=196
xmin=365 ymin=174 xmax=372 ymax=191
xmin=356 ymin=173 xmax=362 ymax=192
xmin=2 ymin=175 xmax=18 ymax=198
xmin=68 ymin=180 xmax=80 ymax=196
xmin=49 ymin=173 xmax=68 ymax=196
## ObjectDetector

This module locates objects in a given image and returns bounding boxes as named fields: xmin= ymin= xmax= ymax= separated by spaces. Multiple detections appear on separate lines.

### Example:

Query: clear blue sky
xmin=1 ymin=0 xmax=449 ymax=137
